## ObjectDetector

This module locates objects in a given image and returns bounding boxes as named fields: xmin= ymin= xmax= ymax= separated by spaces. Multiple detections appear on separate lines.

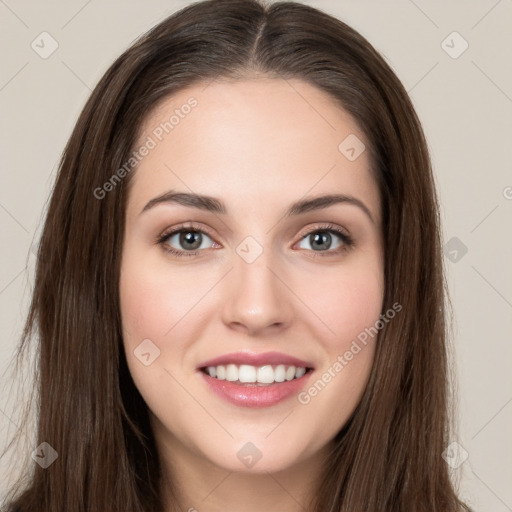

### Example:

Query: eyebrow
xmin=139 ymin=190 xmax=375 ymax=224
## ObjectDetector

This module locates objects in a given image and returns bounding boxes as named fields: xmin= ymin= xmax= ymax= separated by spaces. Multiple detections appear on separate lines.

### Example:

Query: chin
xmin=196 ymin=434 xmax=316 ymax=475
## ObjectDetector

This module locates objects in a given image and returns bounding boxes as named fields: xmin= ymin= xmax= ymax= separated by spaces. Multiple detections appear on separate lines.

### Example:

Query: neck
xmin=154 ymin=424 xmax=330 ymax=512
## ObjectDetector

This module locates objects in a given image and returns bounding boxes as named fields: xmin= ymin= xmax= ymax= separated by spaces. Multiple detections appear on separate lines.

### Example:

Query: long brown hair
xmin=2 ymin=0 xmax=471 ymax=510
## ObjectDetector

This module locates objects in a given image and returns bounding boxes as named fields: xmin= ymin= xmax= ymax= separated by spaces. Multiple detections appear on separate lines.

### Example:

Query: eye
xmin=295 ymin=224 xmax=354 ymax=256
xmin=156 ymin=222 xmax=354 ymax=258
xmin=156 ymin=223 xmax=218 ymax=257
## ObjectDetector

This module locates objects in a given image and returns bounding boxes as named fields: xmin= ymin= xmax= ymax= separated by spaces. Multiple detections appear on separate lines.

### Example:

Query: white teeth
xmin=226 ymin=364 xmax=238 ymax=382
xmin=216 ymin=365 xmax=226 ymax=380
xmin=274 ymin=364 xmax=286 ymax=382
xmin=285 ymin=366 xmax=296 ymax=381
xmin=295 ymin=367 xmax=306 ymax=378
xmin=256 ymin=365 xmax=275 ymax=384
xmin=204 ymin=364 xmax=309 ymax=384
xmin=238 ymin=364 xmax=257 ymax=383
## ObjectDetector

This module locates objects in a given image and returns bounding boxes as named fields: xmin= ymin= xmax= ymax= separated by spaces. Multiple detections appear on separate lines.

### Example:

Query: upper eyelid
xmin=159 ymin=222 xmax=215 ymax=241
xmin=159 ymin=222 xmax=351 ymax=246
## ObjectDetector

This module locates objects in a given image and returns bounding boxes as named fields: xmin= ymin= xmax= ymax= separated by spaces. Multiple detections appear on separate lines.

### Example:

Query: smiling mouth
xmin=200 ymin=364 xmax=314 ymax=386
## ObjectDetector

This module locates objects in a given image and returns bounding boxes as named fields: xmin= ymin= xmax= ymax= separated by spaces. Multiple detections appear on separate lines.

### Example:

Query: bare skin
xmin=119 ymin=77 xmax=384 ymax=512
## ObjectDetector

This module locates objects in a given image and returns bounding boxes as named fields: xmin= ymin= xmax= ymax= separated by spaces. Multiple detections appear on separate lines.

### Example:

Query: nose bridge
xmin=221 ymin=235 xmax=293 ymax=333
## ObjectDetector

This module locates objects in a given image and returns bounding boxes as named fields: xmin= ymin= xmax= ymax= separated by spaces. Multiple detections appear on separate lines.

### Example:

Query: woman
xmin=2 ymin=0 xmax=472 ymax=510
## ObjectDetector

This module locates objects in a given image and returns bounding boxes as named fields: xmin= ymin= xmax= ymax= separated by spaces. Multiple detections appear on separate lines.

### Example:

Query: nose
xmin=220 ymin=250 xmax=294 ymax=336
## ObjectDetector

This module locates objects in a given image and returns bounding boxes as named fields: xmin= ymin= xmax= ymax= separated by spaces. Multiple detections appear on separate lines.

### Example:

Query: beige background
xmin=1 ymin=0 xmax=511 ymax=510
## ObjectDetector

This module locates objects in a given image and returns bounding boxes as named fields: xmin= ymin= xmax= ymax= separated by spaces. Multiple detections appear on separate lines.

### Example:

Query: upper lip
xmin=198 ymin=351 xmax=314 ymax=370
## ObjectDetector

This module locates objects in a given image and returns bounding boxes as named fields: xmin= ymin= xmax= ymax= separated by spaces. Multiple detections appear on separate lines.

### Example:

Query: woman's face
xmin=119 ymin=77 xmax=384 ymax=475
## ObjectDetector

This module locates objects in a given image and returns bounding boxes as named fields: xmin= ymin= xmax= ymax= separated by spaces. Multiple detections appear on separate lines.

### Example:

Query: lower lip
xmin=200 ymin=371 xmax=312 ymax=408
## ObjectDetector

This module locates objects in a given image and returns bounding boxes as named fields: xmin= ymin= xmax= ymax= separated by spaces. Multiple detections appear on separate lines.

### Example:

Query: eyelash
xmin=155 ymin=222 xmax=355 ymax=258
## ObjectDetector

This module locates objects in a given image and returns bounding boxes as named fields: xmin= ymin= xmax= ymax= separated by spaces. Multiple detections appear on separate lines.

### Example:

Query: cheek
xmin=292 ymin=260 xmax=384 ymax=423
xmin=119 ymin=256 xmax=207 ymax=348
xmin=119 ymin=252 xmax=173 ymax=367
xmin=335 ymin=280 xmax=383 ymax=349
xmin=119 ymin=253 xmax=224 ymax=405
xmin=119 ymin=259 xmax=199 ymax=419
xmin=297 ymin=258 xmax=384 ymax=352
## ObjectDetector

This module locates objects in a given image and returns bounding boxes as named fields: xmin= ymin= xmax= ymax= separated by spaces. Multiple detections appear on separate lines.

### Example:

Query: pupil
xmin=178 ymin=231 xmax=333 ymax=251
xmin=181 ymin=231 xmax=201 ymax=250
xmin=311 ymin=232 xmax=331 ymax=251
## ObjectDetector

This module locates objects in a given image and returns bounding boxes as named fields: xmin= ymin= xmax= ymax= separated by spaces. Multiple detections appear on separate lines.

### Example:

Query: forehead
xmin=127 ymin=77 xmax=379 ymax=222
